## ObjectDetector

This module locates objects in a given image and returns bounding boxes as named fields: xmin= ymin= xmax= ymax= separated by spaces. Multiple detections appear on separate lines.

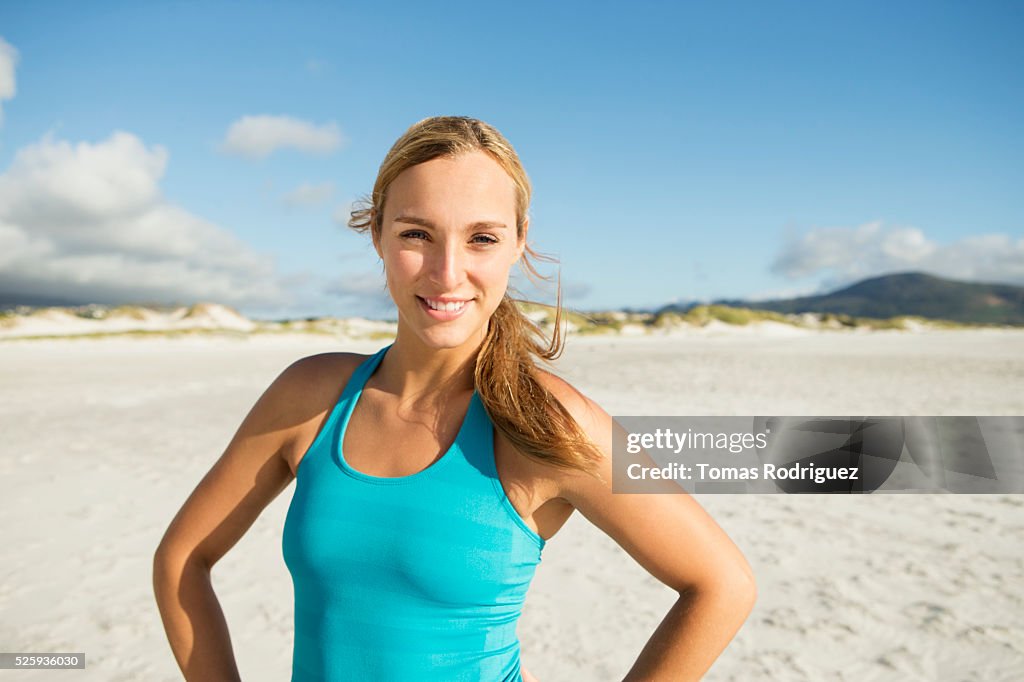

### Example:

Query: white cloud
xmin=221 ymin=115 xmax=343 ymax=159
xmin=771 ymin=221 xmax=1024 ymax=287
xmin=0 ymin=36 xmax=19 ymax=125
xmin=282 ymin=181 xmax=334 ymax=208
xmin=0 ymin=132 xmax=166 ymax=230
xmin=0 ymin=131 xmax=293 ymax=308
xmin=745 ymin=285 xmax=825 ymax=302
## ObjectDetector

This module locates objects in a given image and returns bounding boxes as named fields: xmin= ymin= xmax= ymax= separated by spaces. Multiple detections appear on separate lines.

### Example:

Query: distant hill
xmin=5 ymin=272 xmax=1022 ymax=337
xmin=708 ymin=272 xmax=1024 ymax=326
xmin=0 ymin=291 xmax=94 ymax=309
xmin=0 ymin=302 xmax=401 ymax=340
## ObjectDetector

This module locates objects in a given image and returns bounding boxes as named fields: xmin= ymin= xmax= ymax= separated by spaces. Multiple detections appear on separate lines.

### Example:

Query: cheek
xmin=479 ymin=247 xmax=519 ymax=278
xmin=386 ymin=251 xmax=424 ymax=280
xmin=478 ymin=259 xmax=514 ymax=296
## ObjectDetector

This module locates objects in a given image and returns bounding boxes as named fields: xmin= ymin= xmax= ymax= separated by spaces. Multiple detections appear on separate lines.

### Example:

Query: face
xmin=374 ymin=150 xmax=527 ymax=351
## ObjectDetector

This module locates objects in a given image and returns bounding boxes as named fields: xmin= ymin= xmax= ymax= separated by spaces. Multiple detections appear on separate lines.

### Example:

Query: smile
xmin=417 ymin=296 xmax=471 ymax=320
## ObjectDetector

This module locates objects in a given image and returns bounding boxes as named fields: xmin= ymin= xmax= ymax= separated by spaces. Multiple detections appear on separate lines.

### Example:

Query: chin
xmin=417 ymin=327 xmax=482 ymax=351
xmin=401 ymin=315 xmax=488 ymax=351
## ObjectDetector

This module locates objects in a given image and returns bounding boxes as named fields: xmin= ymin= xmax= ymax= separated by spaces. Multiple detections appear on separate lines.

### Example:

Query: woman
xmin=153 ymin=116 xmax=756 ymax=681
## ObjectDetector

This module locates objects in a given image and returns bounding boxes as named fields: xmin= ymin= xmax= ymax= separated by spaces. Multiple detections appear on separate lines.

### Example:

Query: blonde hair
xmin=349 ymin=116 xmax=602 ymax=476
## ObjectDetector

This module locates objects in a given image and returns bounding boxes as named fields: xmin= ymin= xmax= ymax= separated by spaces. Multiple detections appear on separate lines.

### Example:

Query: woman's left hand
xmin=537 ymin=373 xmax=758 ymax=680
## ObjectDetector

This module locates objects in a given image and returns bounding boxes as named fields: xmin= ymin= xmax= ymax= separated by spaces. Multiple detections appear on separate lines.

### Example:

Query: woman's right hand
xmin=152 ymin=354 xmax=352 ymax=679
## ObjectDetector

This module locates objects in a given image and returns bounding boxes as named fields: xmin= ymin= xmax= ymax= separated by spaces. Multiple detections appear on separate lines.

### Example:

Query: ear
xmin=515 ymin=217 xmax=529 ymax=263
xmin=371 ymin=217 xmax=383 ymax=259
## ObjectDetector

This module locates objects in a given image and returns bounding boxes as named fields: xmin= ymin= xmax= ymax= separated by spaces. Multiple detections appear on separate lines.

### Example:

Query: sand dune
xmin=0 ymin=329 xmax=1022 ymax=680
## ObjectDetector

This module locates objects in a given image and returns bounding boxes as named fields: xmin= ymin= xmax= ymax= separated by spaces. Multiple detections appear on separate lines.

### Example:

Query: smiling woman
xmin=371 ymin=150 xmax=525 ymax=351
xmin=153 ymin=116 xmax=756 ymax=682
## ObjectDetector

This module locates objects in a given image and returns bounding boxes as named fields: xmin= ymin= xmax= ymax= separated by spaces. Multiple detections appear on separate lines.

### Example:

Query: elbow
xmin=706 ymin=570 xmax=757 ymax=605
xmin=152 ymin=543 xmax=214 ymax=614
xmin=152 ymin=545 xmax=175 ymax=606
xmin=731 ymin=567 xmax=758 ymax=614
xmin=153 ymin=540 xmax=209 ymax=585
xmin=717 ymin=552 xmax=757 ymax=612
xmin=725 ymin=559 xmax=758 ymax=614
xmin=152 ymin=542 xmax=181 ymax=591
xmin=153 ymin=537 xmax=179 ymax=575
xmin=679 ymin=563 xmax=758 ymax=616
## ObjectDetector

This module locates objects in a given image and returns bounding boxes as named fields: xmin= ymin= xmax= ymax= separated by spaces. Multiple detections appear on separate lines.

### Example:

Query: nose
xmin=427 ymin=238 xmax=464 ymax=289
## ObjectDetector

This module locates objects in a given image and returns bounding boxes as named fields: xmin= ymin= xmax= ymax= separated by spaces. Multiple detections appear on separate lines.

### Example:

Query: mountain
xmin=708 ymin=272 xmax=1024 ymax=325
xmin=0 ymin=291 xmax=95 ymax=309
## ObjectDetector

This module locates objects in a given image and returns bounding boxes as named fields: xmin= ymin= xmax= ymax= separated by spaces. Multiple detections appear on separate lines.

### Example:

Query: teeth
xmin=425 ymin=298 xmax=467 ymax=312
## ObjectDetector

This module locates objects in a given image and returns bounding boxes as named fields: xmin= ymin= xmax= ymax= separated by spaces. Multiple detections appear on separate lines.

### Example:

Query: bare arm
xmin=152 ymin=354 xmax=350 ymax=680
xmin=542 ymin=377 xmax=757 ymax=681
xmin=152 ymin=554 xmax=246 ymax=681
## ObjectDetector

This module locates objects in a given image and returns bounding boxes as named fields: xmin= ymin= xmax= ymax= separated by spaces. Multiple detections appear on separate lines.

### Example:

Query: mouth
xmin=416 ymin=296 xmax=472 ymax=321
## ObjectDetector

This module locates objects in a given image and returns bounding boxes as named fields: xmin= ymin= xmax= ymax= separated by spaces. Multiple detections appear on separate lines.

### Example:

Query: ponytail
xmin=474 ymin=289 xmax=604 ymax=478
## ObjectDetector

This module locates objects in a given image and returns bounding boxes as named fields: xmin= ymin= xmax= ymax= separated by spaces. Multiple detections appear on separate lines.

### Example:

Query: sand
xmin=0 ymin=329 xmax=1022 ymax=680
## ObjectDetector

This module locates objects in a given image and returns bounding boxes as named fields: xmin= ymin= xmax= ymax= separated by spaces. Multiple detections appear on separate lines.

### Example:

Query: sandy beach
xmin=1 ymin=329 xmax=1022 ymax=681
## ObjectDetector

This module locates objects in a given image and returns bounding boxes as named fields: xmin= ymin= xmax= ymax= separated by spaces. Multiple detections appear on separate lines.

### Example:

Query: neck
xmin=372 ymin=329 xmax=486 ymax=408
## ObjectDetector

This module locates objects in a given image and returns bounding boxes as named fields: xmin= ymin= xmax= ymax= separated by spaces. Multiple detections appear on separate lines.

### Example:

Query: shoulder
xmin=533 ymin=368 xmax=610 ymax=439
xmin=269 ymin=351 xmax=365 ymax=409
xmin=531 ymin=368 xmax=616 ymax=500
xmin=281 ymin=351 xmax=365 ymax=387
xmin=268 ymin=351 xmax=370 ymax=471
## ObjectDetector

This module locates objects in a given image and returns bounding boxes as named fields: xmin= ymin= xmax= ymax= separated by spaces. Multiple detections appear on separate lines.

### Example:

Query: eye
xmin=400 ymin=230 xmax=428 ymax=240
xmin=472 ymin=234 xmax=499 ymax=245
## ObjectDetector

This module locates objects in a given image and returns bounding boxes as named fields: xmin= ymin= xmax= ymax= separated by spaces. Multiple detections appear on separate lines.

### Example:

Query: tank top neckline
xmin=336 ymin=343 xmax=482 ymax=486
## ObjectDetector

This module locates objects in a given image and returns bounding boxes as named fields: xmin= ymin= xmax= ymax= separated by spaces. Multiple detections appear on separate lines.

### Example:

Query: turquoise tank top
xmin=282 ymin=344 xmax=545 ymax=681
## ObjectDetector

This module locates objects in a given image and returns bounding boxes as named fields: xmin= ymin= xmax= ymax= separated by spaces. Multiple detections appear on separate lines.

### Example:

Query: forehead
xmin=384 ymin=151 xmax=517 ymax=221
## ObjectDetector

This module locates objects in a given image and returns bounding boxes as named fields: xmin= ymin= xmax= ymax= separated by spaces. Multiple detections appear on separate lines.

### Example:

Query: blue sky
xmin=0 ymin=1 xmax=1021 ymax=320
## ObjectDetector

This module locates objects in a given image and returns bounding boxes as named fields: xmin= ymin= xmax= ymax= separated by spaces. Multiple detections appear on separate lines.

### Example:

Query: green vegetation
xmin=683 ymin=305 xmax=794 ymax=326
xmin=362 ymin=330 xmax=399 ymax=341
xmin=0 ymin=328 xmax=251 ymax=342
xmin=3 ymin=285 xmax=1004 ymax=343
xmin=107 ymin=305 xmax=150 ymax=320
xmin=515 ymin=301 xmax=642 ymax=335
xmin=652 ymin=305 xmax=796 ymax=328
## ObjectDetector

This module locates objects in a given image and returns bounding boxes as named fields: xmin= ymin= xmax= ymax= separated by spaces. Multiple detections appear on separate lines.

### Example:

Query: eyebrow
xmin=392 ymin=214 xmax=510 ymax=231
